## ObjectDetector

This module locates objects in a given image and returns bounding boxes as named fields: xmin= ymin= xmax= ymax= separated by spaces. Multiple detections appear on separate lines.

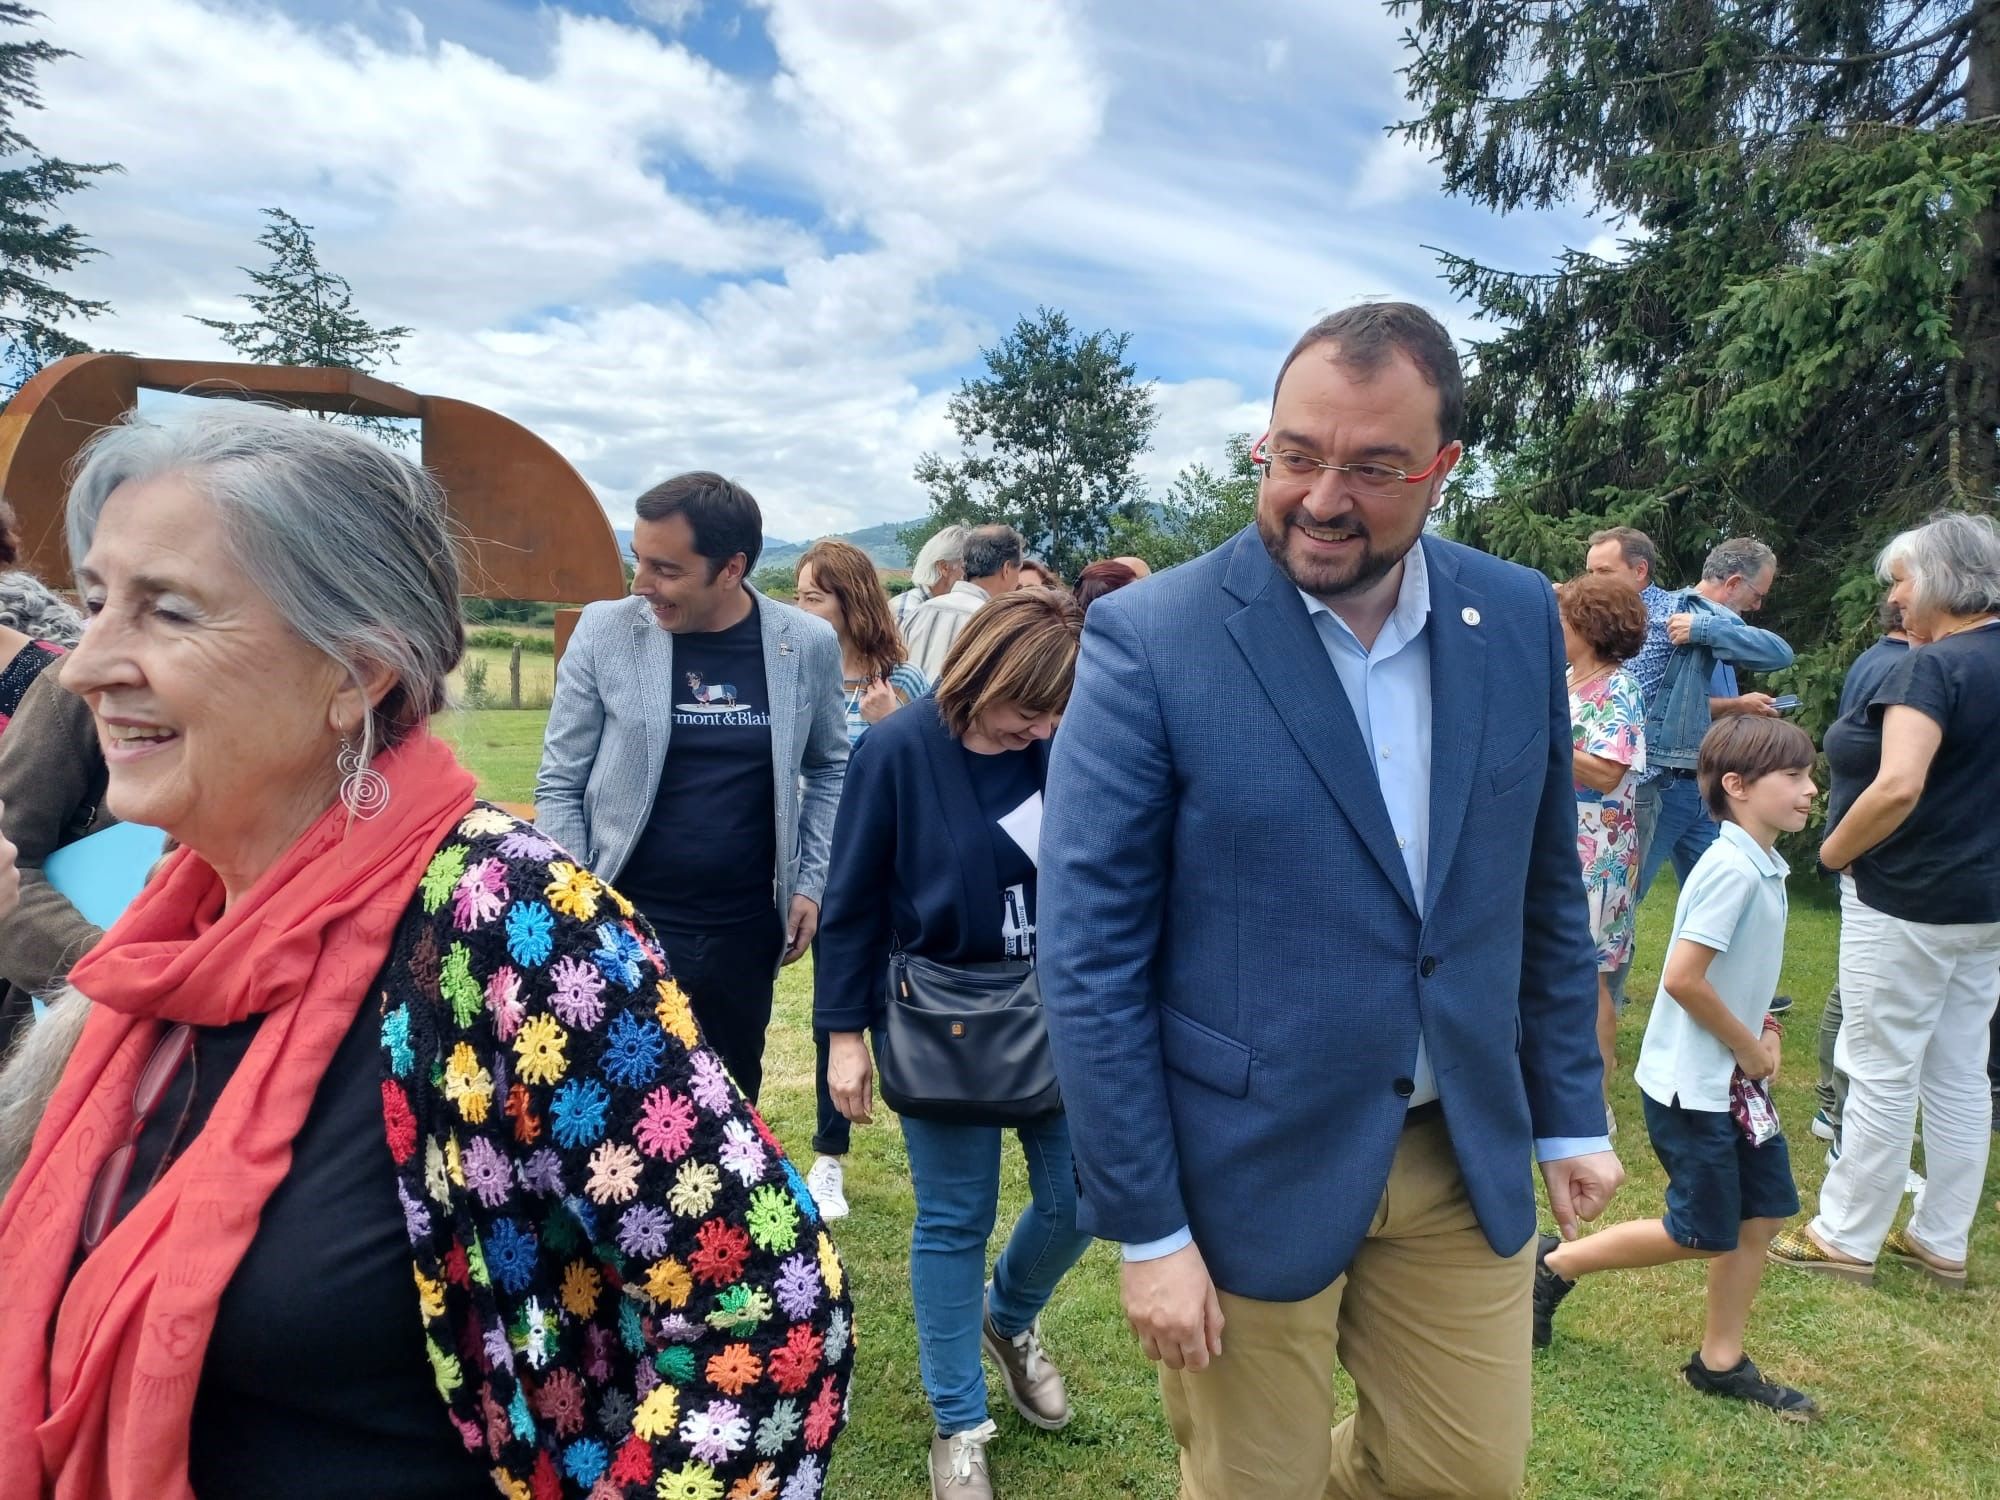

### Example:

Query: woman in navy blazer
xmin=815 ymin=588 xmax=1091 ymax=1500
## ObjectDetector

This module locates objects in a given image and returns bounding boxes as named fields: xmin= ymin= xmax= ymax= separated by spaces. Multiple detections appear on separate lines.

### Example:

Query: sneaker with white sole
xmin=1810 ymin=1108 xmax=1836 ymax=1142
xmin=805 ymin=1155 xmax=850 ymax=1220
xmin=930 ymin=1419 xmax=997 ymax=1498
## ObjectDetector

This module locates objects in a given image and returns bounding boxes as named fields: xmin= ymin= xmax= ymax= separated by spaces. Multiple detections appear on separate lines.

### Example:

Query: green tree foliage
xmin=0 ymin=3 xmax=115 ymax=394
xmin=907 ymin=306 xmax=1158 ymax=580
xmin=1394 ymin=0 xmax=2000 ymax=733
xmin=193 ymin=208 xmax=415 ymax=443
xmin=749 ymin=564 xmax=797 ymax=600
xmin=1110 ymin=432 xmax=1259 ymax=570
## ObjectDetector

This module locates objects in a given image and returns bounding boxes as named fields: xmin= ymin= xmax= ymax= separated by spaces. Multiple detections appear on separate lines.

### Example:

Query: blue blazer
xmin=814 ymin=697 xmax=1051 ymax=1035
xmin=1039 ymin=529 xmax=1604 ymax=1302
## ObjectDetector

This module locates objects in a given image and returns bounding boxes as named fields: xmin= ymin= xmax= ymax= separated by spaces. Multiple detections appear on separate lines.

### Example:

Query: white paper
xmin=997 ymin=790 xmax=1043 ymax=867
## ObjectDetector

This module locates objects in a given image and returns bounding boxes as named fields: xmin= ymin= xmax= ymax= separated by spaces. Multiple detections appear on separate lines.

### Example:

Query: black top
xmin=814 ymin=699 xmax=1052 ymax=1032
xmin=1824 ymin=621 xmax=2000 ymax=924
xmin=960 ymin=742 xmax=1041 ymax=959
xmin=96 ymin=1007 xmax=490 ymax=1500
xmin=1835 ymin=636 xmax=1911 ymax=720
xmin=0 ymin=638 xmax=62 ymax=729
xmin=620 ymin=598 xmax=777 ymax=926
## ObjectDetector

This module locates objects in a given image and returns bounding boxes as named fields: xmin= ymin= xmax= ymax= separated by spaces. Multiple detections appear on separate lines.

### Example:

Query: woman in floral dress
xmin=1557 ymin=575 xmax=1651 ymax=1126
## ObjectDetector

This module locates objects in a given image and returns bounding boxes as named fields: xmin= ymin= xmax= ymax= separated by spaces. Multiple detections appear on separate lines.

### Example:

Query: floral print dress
xmin=381 ymin=805 xmax=853 ymax=1499
xmin=1570 ymin=668 xmax=1647 ymax=972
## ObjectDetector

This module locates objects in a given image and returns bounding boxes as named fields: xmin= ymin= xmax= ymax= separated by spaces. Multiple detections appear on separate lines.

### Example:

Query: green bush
xmin=465 ymin=627 xmax=555 ymax=654
xmin=462 ymin=657 xmax=494 ymax=709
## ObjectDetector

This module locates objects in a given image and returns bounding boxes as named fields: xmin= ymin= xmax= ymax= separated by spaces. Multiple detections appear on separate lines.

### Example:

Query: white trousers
xmin=1811 ymin=880 xmax=2000 ymax=1263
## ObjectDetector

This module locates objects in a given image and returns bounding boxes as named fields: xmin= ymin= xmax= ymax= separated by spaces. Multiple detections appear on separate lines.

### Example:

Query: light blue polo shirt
xmin=1634 ymin=820 xmax=1789 ymax=1111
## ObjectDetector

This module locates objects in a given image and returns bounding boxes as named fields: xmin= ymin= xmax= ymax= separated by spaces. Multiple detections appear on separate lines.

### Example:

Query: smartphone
xmin=1772 ymin=694 xmax=1802 ymax=713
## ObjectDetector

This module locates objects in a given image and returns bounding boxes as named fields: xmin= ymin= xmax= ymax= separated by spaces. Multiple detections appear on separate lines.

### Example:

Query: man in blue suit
xmin=1040 ymin=302 xmax=1625 ymax=1498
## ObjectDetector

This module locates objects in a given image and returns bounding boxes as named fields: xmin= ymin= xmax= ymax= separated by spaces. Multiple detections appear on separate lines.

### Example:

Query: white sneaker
xmin=806 ymin=1155 xmax=850 ymax=1220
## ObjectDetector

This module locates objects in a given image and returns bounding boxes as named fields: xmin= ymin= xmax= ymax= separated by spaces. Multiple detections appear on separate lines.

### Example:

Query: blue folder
xmin=40 ymin=821 xmax=169 ymax=930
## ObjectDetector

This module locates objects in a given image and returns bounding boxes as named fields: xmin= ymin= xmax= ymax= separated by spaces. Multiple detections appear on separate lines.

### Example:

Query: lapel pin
xmin=778 ymin=641 xmax=793 ymax=656
xmin=1461 ymin=606 xmax=1481 ymax=627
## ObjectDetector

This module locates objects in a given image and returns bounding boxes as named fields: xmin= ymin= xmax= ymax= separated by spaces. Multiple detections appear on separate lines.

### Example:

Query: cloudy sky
xmin=37 ymin=0 xmax=1606 ymax=541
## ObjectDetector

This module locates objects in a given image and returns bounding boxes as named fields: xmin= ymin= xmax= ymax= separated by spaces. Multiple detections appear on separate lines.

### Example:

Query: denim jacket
xmin=1643 ymin=592 xmax=1795 ymax=770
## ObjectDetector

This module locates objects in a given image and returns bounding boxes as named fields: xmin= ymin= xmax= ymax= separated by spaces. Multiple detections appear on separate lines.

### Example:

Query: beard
xmin=1257 ymin=506 xmax=1417 ymax=602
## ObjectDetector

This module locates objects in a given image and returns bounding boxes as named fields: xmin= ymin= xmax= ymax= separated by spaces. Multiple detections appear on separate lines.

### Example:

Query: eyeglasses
xmin=1250 ymin=434 xmax=1458 ymax=494
xmin=79 ymin=1022 xmax=196 ymax=1254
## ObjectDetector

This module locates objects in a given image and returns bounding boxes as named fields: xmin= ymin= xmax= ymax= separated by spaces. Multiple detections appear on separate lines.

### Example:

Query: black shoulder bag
xmin=875 ymin=948 xmax=1062 ymax=1125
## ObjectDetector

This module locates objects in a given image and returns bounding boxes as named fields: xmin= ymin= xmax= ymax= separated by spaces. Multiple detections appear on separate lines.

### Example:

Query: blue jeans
xmin=1637 ymin=772 xmax=1719 ymax=899
xmin=900 ymin=1110 xmax=1094 ymax=1435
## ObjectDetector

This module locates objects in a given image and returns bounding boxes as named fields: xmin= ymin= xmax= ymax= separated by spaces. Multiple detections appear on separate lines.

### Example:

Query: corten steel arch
xmin=0 ymin=354 xmax=626 ymax=660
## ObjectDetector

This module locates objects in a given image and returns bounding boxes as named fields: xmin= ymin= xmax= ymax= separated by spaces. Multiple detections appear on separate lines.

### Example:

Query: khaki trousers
xmin=1160 ymin=1115 xmax=1535 ymax=1500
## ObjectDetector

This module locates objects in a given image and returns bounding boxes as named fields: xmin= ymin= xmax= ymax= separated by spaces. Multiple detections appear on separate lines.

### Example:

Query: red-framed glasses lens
xmin=1250 ymin=434 xmax=1457 ymax=486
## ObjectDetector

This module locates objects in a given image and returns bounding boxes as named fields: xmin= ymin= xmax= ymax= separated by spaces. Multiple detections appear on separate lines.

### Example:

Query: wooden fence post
xmin=510 ymin=643 xmax=522 ymax=709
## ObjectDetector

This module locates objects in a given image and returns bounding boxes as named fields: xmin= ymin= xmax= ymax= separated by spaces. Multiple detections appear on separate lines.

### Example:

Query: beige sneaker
xmin=930 ymin=1419 xmax=997 ymax=1498
xmin=981 ymin=1297 xmax=1072 ymax=1431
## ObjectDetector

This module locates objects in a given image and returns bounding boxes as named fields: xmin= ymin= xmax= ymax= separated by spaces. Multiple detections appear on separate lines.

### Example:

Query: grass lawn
xmin=442 ymin=711 xmax=2000 ymax=1498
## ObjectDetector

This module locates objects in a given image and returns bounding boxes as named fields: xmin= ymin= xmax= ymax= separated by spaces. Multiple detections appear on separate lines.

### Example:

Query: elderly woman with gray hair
xmin=0 ymin=407 xmax=852 ymax=1500
xmin=1771 ymin=511 xmax=2000 ymax=1291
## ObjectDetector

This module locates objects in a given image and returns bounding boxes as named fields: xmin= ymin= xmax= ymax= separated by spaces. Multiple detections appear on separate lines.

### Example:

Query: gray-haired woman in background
xmin=1772 ymin=511 xmax=2000 ymax=1289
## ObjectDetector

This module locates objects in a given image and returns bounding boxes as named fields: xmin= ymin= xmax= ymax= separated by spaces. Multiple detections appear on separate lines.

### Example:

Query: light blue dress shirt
xmin=1124 ymin=545 xmax=1608 ymax=1263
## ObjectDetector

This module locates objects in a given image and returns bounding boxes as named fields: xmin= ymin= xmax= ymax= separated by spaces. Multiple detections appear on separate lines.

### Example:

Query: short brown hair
xmin=933 ymin=587 xmax=1083 ymax=739
xmin=1556 ymin=573 xmax=1649 ymax=661
xmin=1075 ymin=559 xmax=1138 ymax=614
xmin=797 ymin=537 xmax=905 ymax=679
xmin=1697 ymin=715 xmax=1816 ymax=822
xmin=0 ymin=498 xmax=18 ymax=567
xmin=1272 ymin=302 xmax=1464 ymax=445
xmin=1586 ymin=526 xmax=1658 ymax=581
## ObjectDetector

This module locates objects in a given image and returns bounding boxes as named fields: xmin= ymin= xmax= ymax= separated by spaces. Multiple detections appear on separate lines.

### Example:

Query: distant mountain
xmin=760 ymin=521 xmax=914 ymax=573
xmin=615 ymin=522 xmax=917 ymax=573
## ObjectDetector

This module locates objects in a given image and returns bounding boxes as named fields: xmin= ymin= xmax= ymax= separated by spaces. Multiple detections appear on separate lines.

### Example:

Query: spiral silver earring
xmin=337 ymin=739 xmax=390 ymax=820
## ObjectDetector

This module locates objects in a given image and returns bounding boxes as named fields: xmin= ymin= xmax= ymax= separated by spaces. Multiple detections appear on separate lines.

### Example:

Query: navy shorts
xmin=1640 ymin=1092 xmax=1800 ymax=1252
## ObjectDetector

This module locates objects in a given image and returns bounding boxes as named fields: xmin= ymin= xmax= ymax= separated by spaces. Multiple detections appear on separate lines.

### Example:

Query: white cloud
xmin=1261 ymin=37 xmax=1289 ymax=73
xmin=756 ymin=0 xmax=1105 ymax=232
xmin=628 ymin=0 xmax=702 ymax=28
xmin=1348 ymin=131 xmax=1437 ymax=209
xmin=1140 ymin=377 xmax=1266 ymax=491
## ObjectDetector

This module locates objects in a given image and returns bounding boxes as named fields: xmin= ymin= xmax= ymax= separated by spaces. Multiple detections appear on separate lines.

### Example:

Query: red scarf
xmin=0 ymin=733 xmax=475 ymax=1500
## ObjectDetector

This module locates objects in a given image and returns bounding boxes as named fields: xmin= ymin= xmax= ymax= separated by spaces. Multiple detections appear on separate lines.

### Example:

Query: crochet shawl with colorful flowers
xmin=380 ymin=805 xmax=854 ymax=1500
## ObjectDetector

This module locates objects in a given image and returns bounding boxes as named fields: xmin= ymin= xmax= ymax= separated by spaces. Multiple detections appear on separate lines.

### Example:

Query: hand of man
xmin=1122 ymin=1241 xmax=1226 ymax=1371
xmin=858 ymin=676 xmax=902 ymax=724
xmin=782 ymin=894 xmax=819 ymax=964
xmin=826 ymin=1031 xmax=874 ymax=1124
xmin=1541 ymin=1150 xmax=1625 ymax=1242
xmin=1666 ymin=612 xmax=1694 ymax=645
xmin=1733 ymin=692 xmax=1779 ymax=717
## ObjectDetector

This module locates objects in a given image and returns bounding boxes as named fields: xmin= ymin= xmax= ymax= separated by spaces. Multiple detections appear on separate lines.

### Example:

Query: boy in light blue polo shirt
xmin=1533 ymin=714 xmax=1821 ymax=1421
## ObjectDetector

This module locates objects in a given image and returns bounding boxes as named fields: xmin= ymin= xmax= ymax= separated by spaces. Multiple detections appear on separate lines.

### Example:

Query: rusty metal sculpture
xmin=0 ymin=355 xmax=626 ymax=654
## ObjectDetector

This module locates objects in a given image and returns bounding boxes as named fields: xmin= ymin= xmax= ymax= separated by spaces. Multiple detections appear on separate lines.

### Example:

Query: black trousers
xmin=648 ymin=906 xmax=786 ymax=1105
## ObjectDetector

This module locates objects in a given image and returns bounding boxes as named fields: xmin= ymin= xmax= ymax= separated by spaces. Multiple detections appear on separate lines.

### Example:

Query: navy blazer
xmin=814 ymin=697 xmax=1051 ymax=1034
xmin=1039 ymin=529 xmax=1604 ymax=1302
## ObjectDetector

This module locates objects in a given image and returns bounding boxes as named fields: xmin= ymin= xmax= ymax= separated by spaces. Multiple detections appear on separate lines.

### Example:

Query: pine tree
xmin=0 ymin=2 xmax=116 ymax=394
xmin=906 ymin=307 xmax=1158 ymax=580
xmin=1394 ymin=0 xmax=2000 ymax=724
xmin=194 ymin=208 xmax=414 ymax=441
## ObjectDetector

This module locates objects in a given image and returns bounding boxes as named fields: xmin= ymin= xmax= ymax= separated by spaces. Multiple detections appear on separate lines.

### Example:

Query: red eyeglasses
xmin=79 ymin=1022 xmax=196 ymax=1254
xmin=1250 ymin=434 xmax=1459 ymax=493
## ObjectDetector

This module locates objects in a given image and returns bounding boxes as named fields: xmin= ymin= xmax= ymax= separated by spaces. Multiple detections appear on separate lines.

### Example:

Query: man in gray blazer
xmin=536 ymin=471 xmax=848 ymax=1103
